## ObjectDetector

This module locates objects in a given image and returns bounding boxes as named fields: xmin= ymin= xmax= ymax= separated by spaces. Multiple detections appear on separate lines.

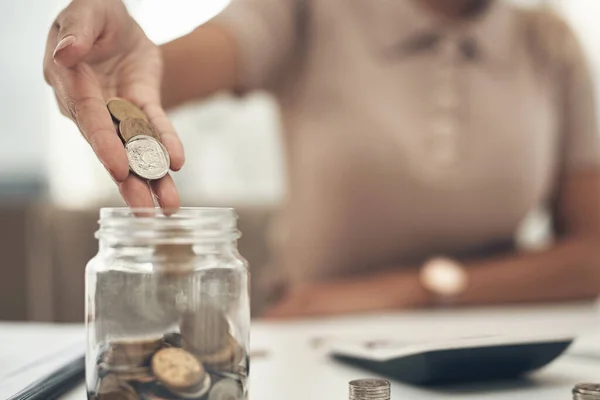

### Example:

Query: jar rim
xmin=96 ymin=207 xmax=240 ymax=243
xmin=99 ymin=207 xmax=237 ymax=219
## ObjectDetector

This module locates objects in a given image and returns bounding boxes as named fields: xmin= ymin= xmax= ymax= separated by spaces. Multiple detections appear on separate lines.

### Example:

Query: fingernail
xmin=53 ymin=35 xmax=76 ymax=59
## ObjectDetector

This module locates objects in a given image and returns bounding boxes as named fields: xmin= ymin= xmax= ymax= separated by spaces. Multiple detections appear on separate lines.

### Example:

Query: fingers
xmin=52 ymin=0 xmax=105 ymax=67
xmin=143 ymin=103 xmax=185 ymax=171
xmin=151 ymin=174 xmax=181 ymax=210
xmin=54 ymin=69 xmax=130 ymax=181
xmin=119 ymin=174 xmax=181 ymax=213
xmin=118 ymin=175 xmax=155 ymax=208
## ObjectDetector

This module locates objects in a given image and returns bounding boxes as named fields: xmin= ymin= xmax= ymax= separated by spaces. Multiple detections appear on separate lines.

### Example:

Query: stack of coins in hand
xmin=89 ymin=304 xmax=247 ymax=400
xmin=107 ymin=98 xmax=170 ymax=181
xmin=349 ymin=379 xmax=391 ymax=400
xmin=573 ymin=383 xmax=600 ymax=400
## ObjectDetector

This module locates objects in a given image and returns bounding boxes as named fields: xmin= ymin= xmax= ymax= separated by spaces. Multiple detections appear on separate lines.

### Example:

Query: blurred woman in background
xmin=44 ymin=0 xmax=600 ymax=318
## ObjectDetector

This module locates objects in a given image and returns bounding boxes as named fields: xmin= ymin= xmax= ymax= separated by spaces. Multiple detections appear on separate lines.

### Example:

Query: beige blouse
xmin=214 ymin=0 xmax=600 ymax=286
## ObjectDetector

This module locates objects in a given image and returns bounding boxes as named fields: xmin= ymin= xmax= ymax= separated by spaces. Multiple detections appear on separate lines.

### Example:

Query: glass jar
xmin=86 ymin=207 xmax=250 ymax=400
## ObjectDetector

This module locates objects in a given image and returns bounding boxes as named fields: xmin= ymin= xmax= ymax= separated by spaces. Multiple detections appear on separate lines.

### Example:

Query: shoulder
xmin=515 ymin=5 xmax=584 ymax=72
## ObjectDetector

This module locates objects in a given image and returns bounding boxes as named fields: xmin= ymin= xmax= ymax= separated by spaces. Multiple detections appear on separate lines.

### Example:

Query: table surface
xmin=4 ymin=303 xmax=600 ymax=400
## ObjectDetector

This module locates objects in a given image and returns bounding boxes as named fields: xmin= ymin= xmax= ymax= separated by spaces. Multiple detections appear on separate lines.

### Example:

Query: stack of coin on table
xmin=107 ymin=98 xmax=170 ymax=181
xmin=573 ymin=383 xmax=600 ymax=400
xmin=89 ymin=305 xmax=247 ymax=400
xmin=349 ymin=379 xmax=391 ymax=400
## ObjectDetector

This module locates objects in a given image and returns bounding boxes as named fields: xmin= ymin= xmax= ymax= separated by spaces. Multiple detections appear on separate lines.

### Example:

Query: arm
xmin=263 ymin=11 xmax=600 ymax=319
xmin=449 ymin=11 xmax=600 ymax=306
xmin=265 ymin=173 xmax=600 ymax=319
xmin=160 ymin=0 xmax=300 ymax=110
xmin=160 ymin=24 xmax=239 ymax=110
xmin=453 ymin=170 xmax=600 ymax=305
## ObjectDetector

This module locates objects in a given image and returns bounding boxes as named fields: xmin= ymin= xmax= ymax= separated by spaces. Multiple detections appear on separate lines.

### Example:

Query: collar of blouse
xmin=353 ymin=0 xmax=519 ymax=65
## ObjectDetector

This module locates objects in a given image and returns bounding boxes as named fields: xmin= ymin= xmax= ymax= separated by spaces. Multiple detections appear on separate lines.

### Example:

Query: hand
xmin=43 ymin=0 xmax=184 ymax=208
xmin=263 ymin=272 xmax=429 ymax=319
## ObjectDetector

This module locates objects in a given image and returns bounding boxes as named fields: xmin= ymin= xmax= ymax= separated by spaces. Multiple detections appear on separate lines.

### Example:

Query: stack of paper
xmin=0 ymin=323 xmax=84 ymax=399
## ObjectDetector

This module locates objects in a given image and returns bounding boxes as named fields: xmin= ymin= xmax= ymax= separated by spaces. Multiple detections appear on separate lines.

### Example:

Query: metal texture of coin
xmin=100 ymin=363 xmax=153 ymax=375
xmin=110 ymin=336 xmax=164 ymax=351
xmin=140 ymin=375 xmax=211 ymax=400
xmin=574 ymin=383 xmax=600 ymax=400
xmin=151 ymin=347 xmax=206 ymax=391
xmin=349 ymin=379 xmax=391 ymax=400
xmin=107 ymin=98 xmax=148 ymax=122
xmin=163 ymin=332 xmax=184 ymax=348
xmin=169 ymin=374 xmax=212 ymax=399
xmin=97 ymin=375 xmax=138 ymax=400
xmin=120 ymin=118 xmax=160 ymax=142
xmin=113 ymin=120 xmax=125 ymax=143
xmin=105 ymin=336 xmax=164 ymax=365
xmin=125 ymin=135 xmax=170 ymax=180
xmin=180 ymin=306 xmax=231 ymax=355
xmin=193 ymin=336 xmax=243 ymax=371
xmin=208 ymin=378 xmax=243 ymax=400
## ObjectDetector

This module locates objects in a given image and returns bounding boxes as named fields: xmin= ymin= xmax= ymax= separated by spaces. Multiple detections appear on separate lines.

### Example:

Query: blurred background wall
xmin=0 ymin=0 xmax=597 ymax=321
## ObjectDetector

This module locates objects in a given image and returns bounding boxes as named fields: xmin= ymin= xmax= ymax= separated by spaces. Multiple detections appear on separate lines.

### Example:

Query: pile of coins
xmin=89 ymin=306 xmax=247 ymax=400
xmin=349 ymin=379 xmax=391 ymax=400
xmin=573 ymin=383 xmax=600 ymax=400
xmin=107 ymin=98 xmax=170 ymax=181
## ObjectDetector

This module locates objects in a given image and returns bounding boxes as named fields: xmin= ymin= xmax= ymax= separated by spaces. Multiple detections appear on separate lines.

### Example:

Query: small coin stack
xmin=573 ymin=383 xmax=600 ymax=400
xmin=106 ymin=98 xmax=170 ymax=181
xmin=90 ymin=305 xmax=246 ymax=400
xmin=349 ymin=379 xmax=391 ymax=400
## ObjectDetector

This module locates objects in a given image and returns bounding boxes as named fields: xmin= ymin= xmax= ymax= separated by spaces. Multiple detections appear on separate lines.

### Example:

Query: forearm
xmin=454 ymin=236 xmax=600 ymax=306
xmin=160 ymin=23 xmax=240 ymax=110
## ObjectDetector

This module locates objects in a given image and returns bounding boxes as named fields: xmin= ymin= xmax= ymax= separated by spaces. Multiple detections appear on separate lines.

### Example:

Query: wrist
xmin=419 ymin=257 xmax=469 ymax=307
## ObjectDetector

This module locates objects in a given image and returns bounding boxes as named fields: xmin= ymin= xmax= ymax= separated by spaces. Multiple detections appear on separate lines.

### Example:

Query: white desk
xmin=4 ymin=304 xmax=600 ymax=400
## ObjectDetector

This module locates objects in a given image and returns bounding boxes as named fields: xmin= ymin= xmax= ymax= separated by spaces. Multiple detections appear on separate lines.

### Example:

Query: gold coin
xmin=103 ymin=336 xmax=164 ymax=368
xmin=107 ymin=98 xmax=148 ymax=122
xmin=120 ymin=118 xmax=160 ymax=142
xmin=110 ymin=336 xmax=164 ymax=352
xmin=114 ymin=368 xmax=156 ymax=384
xmin=97 ymin=375 xmax=138 ymax=400
xmin=169 ymin=374 xmax=212 ymax=399
xmin=113 ymin=120 xmax=124 ymax=143
xmin=191 ymin=335 xmax=244 ymax=371
xmin=140 ymin=375 xmax=211 ymax=400
xmin=151 ymin=347 xmax=205 ymax=391
xmin=180 ymin=306 xmax=230 ymax=355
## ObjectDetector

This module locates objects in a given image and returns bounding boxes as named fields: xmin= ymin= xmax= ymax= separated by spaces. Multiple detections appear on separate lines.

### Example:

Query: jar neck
xmin=95 ymin=207 xmax=241 ymax=252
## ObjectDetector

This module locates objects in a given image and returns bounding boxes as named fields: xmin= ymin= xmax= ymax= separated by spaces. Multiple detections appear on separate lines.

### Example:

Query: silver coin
xmin=125 ymin=135 xmax=170 ymax=180
xmin=574 ymin=384 xmax=600 ymax=399
xmin=170 ymin=374 xmax=212 ymax=399
xmin=208 ymin=378 xmax=243 ymax=400
xmin=349 ymin=379 xmax=390 ymax=400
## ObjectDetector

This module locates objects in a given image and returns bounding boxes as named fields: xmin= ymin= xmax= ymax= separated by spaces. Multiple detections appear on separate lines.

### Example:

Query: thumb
xmin=52 ymin=3 xmax=100 ymax=67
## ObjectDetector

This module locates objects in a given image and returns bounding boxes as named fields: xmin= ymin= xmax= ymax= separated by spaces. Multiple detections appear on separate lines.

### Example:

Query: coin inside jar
xmin=180 ymin=305 xmax=231 ymax=355
xmin=208 ymin=378 xmax=243 ymax=400
xmin=107 ymin=98 xmax=148 ymax=122
xmin=125 ymin=135 xmax=170 ymax=180
xmin=194 ymin=335 xmax=243 ymax=371
xmin=97 ymin=374 xmax=138 ymax=400
xmin=151 ymin=347 xmax=206 ymax=391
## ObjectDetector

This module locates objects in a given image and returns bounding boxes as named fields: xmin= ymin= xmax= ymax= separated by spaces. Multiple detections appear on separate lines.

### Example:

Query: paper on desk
xmin=0 ymin=323 xmax=84 ymax=399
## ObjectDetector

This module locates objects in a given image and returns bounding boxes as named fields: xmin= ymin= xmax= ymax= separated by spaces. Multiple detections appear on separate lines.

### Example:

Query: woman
xmin=43 ymin=0 xmax=600 ymax=318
